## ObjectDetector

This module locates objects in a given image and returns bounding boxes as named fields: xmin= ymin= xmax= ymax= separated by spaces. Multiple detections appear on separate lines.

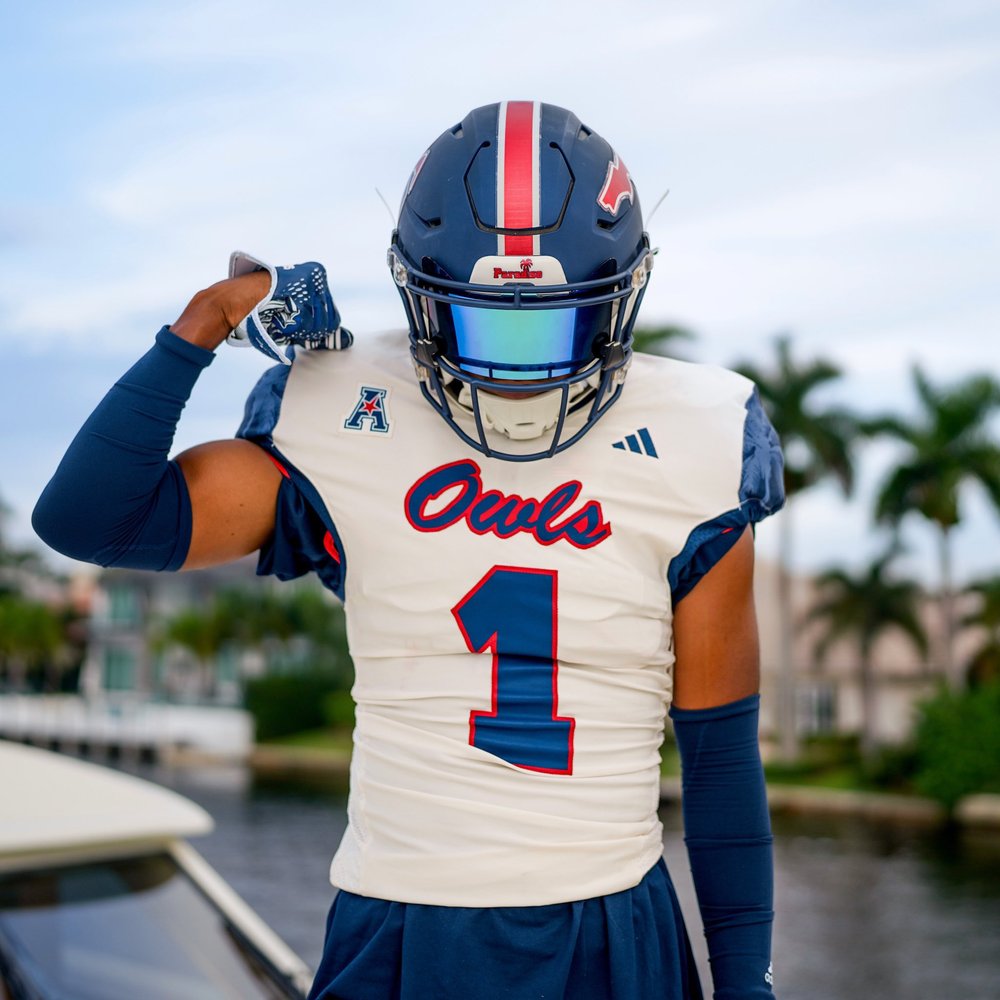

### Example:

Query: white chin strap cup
xmin=457 ymin=382 xmax=591 ymax=442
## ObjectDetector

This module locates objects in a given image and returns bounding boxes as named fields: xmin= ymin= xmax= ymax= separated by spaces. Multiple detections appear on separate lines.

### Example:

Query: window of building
xmin=107 ymin=586 xmax=140 ymax=626
xmin=103 ymin=648 xmax=136 ymax=691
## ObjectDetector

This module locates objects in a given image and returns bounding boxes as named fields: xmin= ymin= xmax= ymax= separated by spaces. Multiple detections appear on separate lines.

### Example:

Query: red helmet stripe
xmin=497 ymin=101 xmax=540 ymax=256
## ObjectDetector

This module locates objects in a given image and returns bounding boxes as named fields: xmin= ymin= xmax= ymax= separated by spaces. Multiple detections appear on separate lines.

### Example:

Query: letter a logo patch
xmin=344 ymin=386 xmax=391 ymax=434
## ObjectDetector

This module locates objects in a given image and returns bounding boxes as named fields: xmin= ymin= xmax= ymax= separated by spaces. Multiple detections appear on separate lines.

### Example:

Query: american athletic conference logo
xmin=344 ymin=386 xmax=391 ymax=434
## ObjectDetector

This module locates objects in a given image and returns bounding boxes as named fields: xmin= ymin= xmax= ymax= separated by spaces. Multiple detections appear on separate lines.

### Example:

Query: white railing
xmin=0 ymin=695 xmax=252 ymax=759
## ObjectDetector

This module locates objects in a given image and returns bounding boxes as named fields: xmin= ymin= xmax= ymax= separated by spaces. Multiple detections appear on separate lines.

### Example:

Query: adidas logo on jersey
xmin=611 ymin=427 xmax=658 ymax=458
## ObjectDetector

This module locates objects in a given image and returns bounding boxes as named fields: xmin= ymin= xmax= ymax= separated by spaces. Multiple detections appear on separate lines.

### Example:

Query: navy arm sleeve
xmin=32 ymin=326 xmax=213 ymax=570
xmin=670 ymin=694 xmax=776 ymax=1000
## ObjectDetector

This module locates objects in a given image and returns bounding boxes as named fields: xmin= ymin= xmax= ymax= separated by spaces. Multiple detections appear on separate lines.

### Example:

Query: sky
xmin=1 ymin=0 xmax=998 ymax=585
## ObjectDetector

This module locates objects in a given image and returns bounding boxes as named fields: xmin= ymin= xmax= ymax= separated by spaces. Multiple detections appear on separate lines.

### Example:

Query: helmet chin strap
xmin=455 ymin=381 xmax=592 ymax=441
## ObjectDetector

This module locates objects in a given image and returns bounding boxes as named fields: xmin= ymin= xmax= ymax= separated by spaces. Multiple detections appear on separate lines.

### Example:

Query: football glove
xmin=226 ymin=250 xmax=353 ymax=365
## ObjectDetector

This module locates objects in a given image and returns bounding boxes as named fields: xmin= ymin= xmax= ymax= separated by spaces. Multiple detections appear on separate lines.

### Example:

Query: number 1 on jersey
xmin=452 ymin=565 xmax=575 ymax=774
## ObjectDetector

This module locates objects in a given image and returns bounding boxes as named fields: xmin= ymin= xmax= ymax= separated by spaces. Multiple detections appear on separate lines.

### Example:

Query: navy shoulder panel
xmin=236 ymin=364 xmax=292 ymax=444
xmin=668 ymin=387 xmax=785 ymax=605
xmin=739 ymin=387 xmax=785 ymax=523
xmin=258 ymin=475 xmax=345 ymax=600
xmin=234 ymin=364 xmax=345 ymax=600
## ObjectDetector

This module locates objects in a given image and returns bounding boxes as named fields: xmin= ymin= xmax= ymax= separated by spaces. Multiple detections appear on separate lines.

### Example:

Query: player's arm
xmin=32 ymin=272 xmax=283 ymax=572
xmin=672 ymin=524 xmax=760 ymax=709
xmin=670 ymin=526 xmax=776 ymax=1000
xmin=170 ymin=275 xmax=284 ymax=569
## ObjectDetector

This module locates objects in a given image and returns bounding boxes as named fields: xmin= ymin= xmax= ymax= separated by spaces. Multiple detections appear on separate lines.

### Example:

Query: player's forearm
xmin=670 ymin=694 xmax=776 ymax=1000
xmin=169 ymin=271 xmax=270 ymax=351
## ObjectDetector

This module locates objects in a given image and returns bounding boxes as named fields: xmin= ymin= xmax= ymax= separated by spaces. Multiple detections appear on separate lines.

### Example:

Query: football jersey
xmin=237 ymin=330 xmax=783 ymax=907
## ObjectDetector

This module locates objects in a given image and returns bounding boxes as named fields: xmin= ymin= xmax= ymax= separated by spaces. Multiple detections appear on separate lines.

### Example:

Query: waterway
xmin=138 ymin=762 xmax=1000 ymax=1000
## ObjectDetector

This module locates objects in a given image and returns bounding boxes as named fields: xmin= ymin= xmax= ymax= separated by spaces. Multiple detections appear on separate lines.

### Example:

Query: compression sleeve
xmin=669 ymin=694 xmax=776 ymax=1000
xmin=32 ymin=326 xmax=213 ymax=570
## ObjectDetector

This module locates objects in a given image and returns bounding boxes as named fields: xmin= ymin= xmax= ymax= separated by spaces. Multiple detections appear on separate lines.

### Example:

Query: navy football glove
xmin=226 ymin=250 xmax=353 ymax=365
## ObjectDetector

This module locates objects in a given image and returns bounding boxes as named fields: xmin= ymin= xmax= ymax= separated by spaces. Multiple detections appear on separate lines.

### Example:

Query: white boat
xmin=0 ymin=740 xmax=313 ymax=999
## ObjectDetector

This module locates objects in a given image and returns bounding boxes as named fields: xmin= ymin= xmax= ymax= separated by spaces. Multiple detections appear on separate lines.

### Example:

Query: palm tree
xmin=961 ymin=576 xmax=1000 ymax=687
xmin=0 ymin=593 xmax=65 ymax=691
xmin=807 ymin=549 xmax=927 ymax=760
xmin=281 ymin=587 xmax=351 ymax=678
xmin=735 ymin=336 xmax=858 ymax=760
xmin=867 ymin=368 xmax=1000 ymax=684
xmin=211 ymin=588 xmax=301 ymax=671
xmin=631 ymin=324 xmax=697 ymax=360
xmin=159 ymin=586 xmax=351 ymax=700
xmin=0 ymin=492 xmax=54 ymax=597
xmin=158 ymin=607 xmax=237 ymax=701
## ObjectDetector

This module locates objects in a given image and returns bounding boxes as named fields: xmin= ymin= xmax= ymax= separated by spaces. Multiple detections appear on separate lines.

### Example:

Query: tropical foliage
xmin=736 ymin=336 xmax=856 ymax=498
xmin=631 ymin=324 xmax=697 ymax=360
xmin=866 ymin=368 xmax=1000 ymax=681
xmin=961 ymin=576 xmax=1000 ymax=687
xmin=0 ymin=593 xmax=66 ymax=690
xmin=735 ymin=336 xmax=858 ymax=759
xmin=156 ymin=585 xmax=352 ymax=704
xmin=0 ymin=494 xmax=83 ymax=692
xmin=912 ymin=680 xmax=1000 ymax=809
xmin=244 ymin=671 xmax=351 ymax=742
xmin=807 ymin=550 xmax=927 ymax=759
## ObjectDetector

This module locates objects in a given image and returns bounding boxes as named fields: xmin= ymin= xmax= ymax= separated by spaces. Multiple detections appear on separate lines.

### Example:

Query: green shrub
xmin=913 ymin=680 xmax=1000 ymax=810
xmin=244 ymin=671 xmax=346 ymax=742
xmin=322 ymin=689 xmax=356 ymax=730
xmin=861 ymin=742 xmax=919 ymax=792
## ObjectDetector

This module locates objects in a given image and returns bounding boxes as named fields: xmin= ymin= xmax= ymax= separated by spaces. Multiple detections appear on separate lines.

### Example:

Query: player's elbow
xmin=32 ymin=483 xmax=105 ymax=565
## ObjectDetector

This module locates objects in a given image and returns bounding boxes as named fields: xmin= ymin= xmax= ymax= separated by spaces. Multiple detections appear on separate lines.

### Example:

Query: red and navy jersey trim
xmin=667 ymin=388 xmax=784 ymax=604
xmin=236 ymin=366 xmax=347 ymax=601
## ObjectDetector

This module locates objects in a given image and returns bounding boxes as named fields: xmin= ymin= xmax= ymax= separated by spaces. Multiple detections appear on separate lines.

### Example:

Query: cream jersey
xmin=237 ymin=330 xmax=783 ymax=907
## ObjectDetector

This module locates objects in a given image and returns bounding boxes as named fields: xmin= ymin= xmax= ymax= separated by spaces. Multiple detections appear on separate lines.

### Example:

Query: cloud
xmin=0 ymin=203 xmax=55 ymax=250
xmin=689 ymin=45 xmax=998 ymax=107
xmin=664 ymin=137 xmax=1000 ymax=245
xmin=73 ymin=0 xmax=729 ymax=80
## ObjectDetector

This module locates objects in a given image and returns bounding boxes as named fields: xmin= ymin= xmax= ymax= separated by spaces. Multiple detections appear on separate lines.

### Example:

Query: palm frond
xmin=631 ymin=324 xmax=697 ymax=358
xmin=806 ymin=549 xmax=927 ymax=665
xmin=734 ymin=335 xmax=855 ymax=501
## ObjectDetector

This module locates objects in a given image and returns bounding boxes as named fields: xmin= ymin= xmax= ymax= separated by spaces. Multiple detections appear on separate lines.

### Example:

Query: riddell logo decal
xmin=405 ymin=459 xmax=612 ymax=549
xmin=493 ymin=258 xmax=543 ymax=280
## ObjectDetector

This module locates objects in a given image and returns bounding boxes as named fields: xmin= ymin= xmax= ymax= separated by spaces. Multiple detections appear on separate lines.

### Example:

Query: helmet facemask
xmin=389 ymin=245 xmax=653 ymax=461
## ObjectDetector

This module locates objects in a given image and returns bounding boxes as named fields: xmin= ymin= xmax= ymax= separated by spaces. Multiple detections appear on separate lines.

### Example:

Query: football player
xmin=34 ymin=102 xmax=784 ymax=1000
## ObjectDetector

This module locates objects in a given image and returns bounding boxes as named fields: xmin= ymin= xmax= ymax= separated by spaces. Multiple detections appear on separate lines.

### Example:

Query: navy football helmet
xmin=389 ymin=101 xmax=653 ymax=461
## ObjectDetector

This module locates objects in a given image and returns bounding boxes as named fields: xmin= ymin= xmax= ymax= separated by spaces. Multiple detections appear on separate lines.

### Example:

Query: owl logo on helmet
xmin=388 ymin=101 xmax=653 ymax=462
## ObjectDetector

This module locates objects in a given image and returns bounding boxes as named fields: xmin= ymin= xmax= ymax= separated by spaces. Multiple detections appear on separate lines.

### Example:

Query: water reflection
xmin=132 ymin=763 xmax=1000 ymax=1000
xmin=764 ymin=814 xmax=1000 ymax=1000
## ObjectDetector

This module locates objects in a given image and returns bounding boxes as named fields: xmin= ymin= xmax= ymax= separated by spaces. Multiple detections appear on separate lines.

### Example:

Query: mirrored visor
xmin=432 ymin=301 xmax=612 ymax=381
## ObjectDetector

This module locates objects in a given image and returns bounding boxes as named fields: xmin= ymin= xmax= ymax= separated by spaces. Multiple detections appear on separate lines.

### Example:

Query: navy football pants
xmin=307 ymin=858 xmax=702 ymax=1000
